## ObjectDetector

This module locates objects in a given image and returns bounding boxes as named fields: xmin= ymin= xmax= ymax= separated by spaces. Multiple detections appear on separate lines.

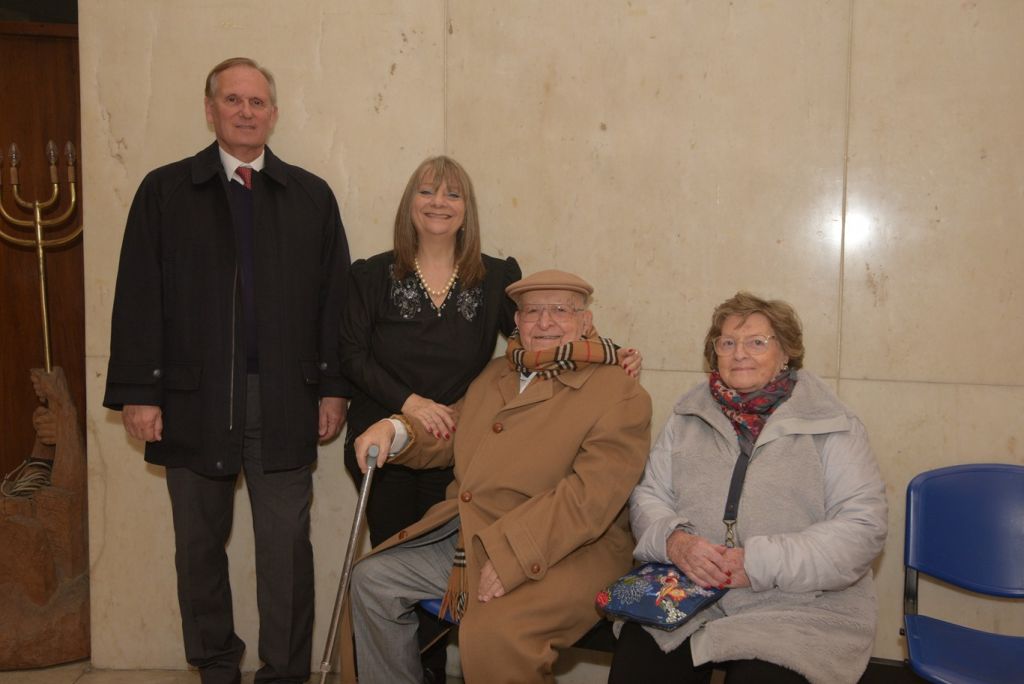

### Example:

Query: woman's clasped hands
xmin=666 ymin=529 xmax=750 ymax=590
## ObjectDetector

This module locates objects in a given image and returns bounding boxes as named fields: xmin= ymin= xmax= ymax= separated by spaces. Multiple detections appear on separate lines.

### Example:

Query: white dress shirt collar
xmin=519 ymin=372 xmax=536 ymax=392
xmin=218 ymin=146 xmax=266 ymax=186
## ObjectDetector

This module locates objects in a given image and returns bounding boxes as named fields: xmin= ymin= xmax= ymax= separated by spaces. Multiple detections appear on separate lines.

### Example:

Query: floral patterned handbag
xmin=596 ymin=442 xmax=754 ymax=630
xmin=596 ymin=562 xmax=726 ymax=630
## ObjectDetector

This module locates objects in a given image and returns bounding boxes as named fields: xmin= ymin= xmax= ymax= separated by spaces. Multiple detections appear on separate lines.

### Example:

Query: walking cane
xmin=318 ymin=445 xmax=378 ymax=683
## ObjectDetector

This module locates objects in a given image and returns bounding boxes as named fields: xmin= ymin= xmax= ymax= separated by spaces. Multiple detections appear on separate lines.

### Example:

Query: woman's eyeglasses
xmin=713 ymin=335 xmax=776 ymax=356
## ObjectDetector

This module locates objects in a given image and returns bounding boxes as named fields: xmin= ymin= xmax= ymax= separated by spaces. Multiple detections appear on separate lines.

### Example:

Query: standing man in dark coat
xmin=103 ymin=57 xmax=351 ymax=684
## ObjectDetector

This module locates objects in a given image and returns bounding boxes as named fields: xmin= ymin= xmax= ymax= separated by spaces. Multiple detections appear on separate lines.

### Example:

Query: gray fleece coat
xmin=626 ymin=370 xmax=888 ymax=684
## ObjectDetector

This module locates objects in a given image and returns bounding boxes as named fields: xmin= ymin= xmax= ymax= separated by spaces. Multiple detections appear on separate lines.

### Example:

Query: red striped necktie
xmin=236 ymin=165 xmax=253 ymax=189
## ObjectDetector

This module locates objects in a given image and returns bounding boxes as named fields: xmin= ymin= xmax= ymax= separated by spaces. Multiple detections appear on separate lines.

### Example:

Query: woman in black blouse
xmin=341 ymin=155 xmax=521 ymax=546
xmin=340 ymin=156 xmax=640 ymax=545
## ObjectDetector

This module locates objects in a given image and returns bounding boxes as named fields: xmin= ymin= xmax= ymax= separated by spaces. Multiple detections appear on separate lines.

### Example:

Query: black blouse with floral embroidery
xmin=339 ymin=250 xmax=520 ymax=446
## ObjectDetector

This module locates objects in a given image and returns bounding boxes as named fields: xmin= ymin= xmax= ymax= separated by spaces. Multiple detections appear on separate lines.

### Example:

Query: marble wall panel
xmin=842 ymin=0 xmax=1024 ymax=384
xmin=446 ymin=0 xmax=851 ymax=377
xmin=640 ymin=369 xmax=709 ymax=437
xmin=86 ymin=358 xmax=184 ymax=666
xmin=839 ymin=0 xmax=1024 ymax=659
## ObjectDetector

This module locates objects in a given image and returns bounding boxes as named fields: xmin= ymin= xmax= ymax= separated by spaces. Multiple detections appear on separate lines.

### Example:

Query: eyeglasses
xmin=713 ymin=335 xmax=776 ymax=356
xmin=518 ymin=304 xmax=584 ymax=322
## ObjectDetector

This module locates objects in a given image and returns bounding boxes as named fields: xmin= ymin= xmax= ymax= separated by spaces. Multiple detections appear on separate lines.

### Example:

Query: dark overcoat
xmin=103 ymin=142 xmax=351 ymax=476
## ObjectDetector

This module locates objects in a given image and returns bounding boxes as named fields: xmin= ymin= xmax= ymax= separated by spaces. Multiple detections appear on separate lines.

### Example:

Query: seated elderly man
xmin=348 ymin=269 xmax=652 ymax=684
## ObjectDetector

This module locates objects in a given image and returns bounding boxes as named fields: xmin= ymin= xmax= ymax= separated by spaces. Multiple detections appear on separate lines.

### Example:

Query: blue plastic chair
xmin=903 ymin=463 xmax=1024 ymax=683
xmin=420 ymin=598 xmax=448 ymax=622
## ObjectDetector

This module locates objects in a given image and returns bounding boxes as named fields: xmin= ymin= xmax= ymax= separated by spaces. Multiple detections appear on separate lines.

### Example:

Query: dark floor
xmin=570 ymin=621 xmax=926 ymax=683
xmin=0 ymin=657 xmax=928 ymax=683
xmin=859 ymin=659 xmax=927 ymax=683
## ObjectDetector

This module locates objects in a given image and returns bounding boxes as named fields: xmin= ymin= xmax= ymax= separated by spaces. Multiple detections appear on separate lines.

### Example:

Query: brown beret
xmin=505 ymin=269 xmax=594 ymax=301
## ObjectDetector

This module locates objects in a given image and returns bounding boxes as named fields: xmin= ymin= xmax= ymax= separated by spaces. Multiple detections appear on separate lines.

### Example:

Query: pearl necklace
xmin=414 ymin=257 xmax=459 ymax=299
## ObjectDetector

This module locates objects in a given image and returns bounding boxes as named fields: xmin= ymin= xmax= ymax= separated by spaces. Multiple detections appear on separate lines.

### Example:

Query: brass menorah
xmin=0 ymin=140 xmax=80 ymax=373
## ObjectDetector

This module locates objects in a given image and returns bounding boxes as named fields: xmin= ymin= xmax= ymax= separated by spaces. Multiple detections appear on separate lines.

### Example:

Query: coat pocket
xmin=163 ymin=363 xmax=202 ymax=390
xmin=107 ymin=363 xmax=163 ymax=386
xmin=161 ymin=363 xmax=203 ymax=451
xmin=299 ymin=359 xmax=320 ymax=385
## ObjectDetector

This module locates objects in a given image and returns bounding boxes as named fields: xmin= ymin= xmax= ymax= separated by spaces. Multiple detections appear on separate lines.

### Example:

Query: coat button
xmin=152 ymin=368 xmax=162 ymax=378
xmin=398 ymin=530 xmax=408 ymax=540
xmin=531 ymin=563 xmax=541 ymax=574
xmin=319 ymin=361 xmax=328 ymax=370
xmin=492 ymin=422 xmax=503 ymax=433
xmin=215 ymin=460 xmax=223 ymax=471
xmin=460 ymin=491 xmax=472 ymax=502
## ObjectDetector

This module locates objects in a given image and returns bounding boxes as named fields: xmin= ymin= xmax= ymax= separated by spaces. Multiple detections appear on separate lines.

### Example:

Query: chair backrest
xmin=904 ymin=463 xmax=1024 ymax=598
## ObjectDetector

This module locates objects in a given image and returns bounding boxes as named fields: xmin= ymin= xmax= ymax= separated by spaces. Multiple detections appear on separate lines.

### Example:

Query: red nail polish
xmin=444 ymin=433 xmax=450 ymax=440
xmin=718 ymin=584 xmax=725 ymax=590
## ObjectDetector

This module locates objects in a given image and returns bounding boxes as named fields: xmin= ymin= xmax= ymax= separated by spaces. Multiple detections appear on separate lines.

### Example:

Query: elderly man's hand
xmin=666 ymin=529 xmax=732 ymax=590
xmin=401 ymin=393 xmax=457 ymax=440
xmin=122 ymin=404 xmax=163 ymax=442
xmin=319 ymin=397 xmax=347 ymax=443
xmin=353 ymin=419 xmax=395 ymax=473
xmin=478 ymin=559 xmax=506 ymax=602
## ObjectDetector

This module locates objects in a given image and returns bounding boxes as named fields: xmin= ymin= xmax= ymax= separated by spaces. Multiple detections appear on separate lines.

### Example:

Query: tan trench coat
xmin=342 ymin=356 xmax=651 ymax=683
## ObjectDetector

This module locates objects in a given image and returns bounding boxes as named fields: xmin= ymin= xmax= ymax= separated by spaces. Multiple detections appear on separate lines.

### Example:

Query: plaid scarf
xmin=438 ymin=546 xmax=467 ymax=623
xmin=438 ymin=331 xmax=622 ymax=622
xmin=505 ymin=331 xmax=618 ymax=379
xmin=709 ymin=368 xmax=797 ymax=454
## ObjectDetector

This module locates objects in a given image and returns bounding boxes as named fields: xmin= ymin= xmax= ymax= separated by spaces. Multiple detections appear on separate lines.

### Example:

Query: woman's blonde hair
xmin=392 ymin=156 xmax=485 ymax=288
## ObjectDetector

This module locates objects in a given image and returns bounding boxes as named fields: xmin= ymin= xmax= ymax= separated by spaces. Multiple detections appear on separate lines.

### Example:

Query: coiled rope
xmin=1 ymin=458 xmax=53 ymax=497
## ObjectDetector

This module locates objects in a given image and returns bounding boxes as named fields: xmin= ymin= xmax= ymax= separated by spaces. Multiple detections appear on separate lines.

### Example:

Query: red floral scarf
xmin=709 ymin=369 xmax=797 ymax=452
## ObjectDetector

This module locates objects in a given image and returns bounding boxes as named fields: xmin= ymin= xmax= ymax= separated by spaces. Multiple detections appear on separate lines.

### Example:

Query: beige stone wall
xmin=80 ymin=0 xmax=1024 ymax=674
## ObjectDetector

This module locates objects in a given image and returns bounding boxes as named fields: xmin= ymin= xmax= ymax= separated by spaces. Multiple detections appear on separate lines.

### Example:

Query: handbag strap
xmin=722 ymin=437 xmax=753 ymax=548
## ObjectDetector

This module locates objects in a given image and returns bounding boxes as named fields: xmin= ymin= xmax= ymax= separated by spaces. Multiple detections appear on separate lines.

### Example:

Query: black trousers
xmin=166 ymin=375 xmax=314 ymax=684
xmin=609 ymin=621 xmax=810 ymax=684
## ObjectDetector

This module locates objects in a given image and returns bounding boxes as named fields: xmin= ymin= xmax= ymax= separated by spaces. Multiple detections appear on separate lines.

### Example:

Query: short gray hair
xmin=205 ymin=57 xmax=277 ymax=106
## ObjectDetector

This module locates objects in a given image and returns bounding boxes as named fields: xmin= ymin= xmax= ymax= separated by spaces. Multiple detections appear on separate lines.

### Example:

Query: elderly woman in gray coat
xmin=609 ymin=292 xmax=887 ymax=684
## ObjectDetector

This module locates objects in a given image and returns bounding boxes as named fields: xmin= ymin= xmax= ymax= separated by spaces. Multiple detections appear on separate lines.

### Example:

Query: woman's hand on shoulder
xmin=667 ymin=529 xmax=732 ymax=590
xmin=616 ymin=347 xmax=642 ymax=378
xmin=401 ymin=393 xmax=458 ymax=440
